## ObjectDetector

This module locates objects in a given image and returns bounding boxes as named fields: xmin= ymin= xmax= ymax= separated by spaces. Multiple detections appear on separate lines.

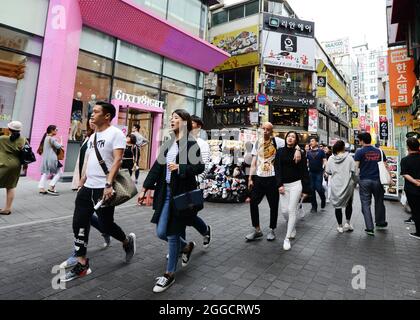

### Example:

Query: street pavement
xmin=0 ymin=176 xmax=420 ymax=300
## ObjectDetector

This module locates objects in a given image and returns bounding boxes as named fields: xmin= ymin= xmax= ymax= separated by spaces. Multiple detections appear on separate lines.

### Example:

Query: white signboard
xmin=377 ymin=56 xmax=388 ymax=78
xmin=322 ymin=38 xmax=350 ymax=56
xmin=262 ymin=31 xmax=315 ymax=71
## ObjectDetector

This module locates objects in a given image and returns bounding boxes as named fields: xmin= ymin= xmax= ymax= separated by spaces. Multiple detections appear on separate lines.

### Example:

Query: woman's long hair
xmin=39 ymin=125 xmax=57 ymax=149
xmin=9 ymin=129 xmax=20 ymax=142
xmin=285 ymin=131 xmax=300 ymax=147
xmin=172 ymin=109 xmax=192 ymax=133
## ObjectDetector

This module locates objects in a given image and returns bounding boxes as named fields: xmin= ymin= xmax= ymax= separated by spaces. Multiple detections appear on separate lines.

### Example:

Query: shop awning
xmin=78 ymin=0 xmax=229 ymax=73
xmin=391 ymin=0 xmax=413 ymax=24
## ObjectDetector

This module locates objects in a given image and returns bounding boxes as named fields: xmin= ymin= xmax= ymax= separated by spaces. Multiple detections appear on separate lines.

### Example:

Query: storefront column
xmin=28 ymin=0 xmax=82 ymax=178
xmin=150 ymin=113 xmax=163 ymax=164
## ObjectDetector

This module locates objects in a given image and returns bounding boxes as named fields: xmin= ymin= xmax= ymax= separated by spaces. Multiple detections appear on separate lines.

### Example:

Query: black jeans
xmin=406 ymin=191 xmax=420 ymax=234
xmin=335 ymin=197 xmax=353 ymax=225
xmin=73 ymin=186 xmax=127 ymax=257
xmin=250 ymin=176 xmax=279 ymax=229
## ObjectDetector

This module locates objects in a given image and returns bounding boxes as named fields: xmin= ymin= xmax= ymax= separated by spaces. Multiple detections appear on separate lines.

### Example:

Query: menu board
xmin=381 ymin=147 xmax=399 ymax=200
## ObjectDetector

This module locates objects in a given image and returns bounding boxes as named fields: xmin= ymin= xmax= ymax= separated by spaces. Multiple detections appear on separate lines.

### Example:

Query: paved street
xmin=0 ymin=177 xmax=420 ymax=300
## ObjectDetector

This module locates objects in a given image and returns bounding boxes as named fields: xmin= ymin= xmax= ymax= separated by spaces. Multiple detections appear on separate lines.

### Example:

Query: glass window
xmin=0 ymin=49 xmax=40 ymax=137
xmin=271 ymin=107 xmax=306 ymax=129
xmin=330 ymin=120 xmax=339 ymax=136
xmin=80 ymin=27 xmax=115 ymax=59
xmin=212 ymin=11 xmax=228 ymax=26
xmin=114 ymin=62 xmax=161 ymax=88
xmin=131 ymin=0 xmax=168 ymax=18
xmin=116 ymin=40 xmax=162 ymax=74
xmin=196 ymin=89 xmax=204 ymax=100
xmin=215 ymin=106 xmax=251 ymax=126
xmin=162 ymin=77 xmax=196 ymax=97
xmin=195 ymin=100 xmax=203 ymax=117
xmin=0 ymin=0 xmax=49 ymax=36
xmin=0 ymin=26 xmax=43 ymax=56
xmin=167 ymin=0 xmax=201 ymax=36
xmin=77 ymin=51 xmax=113 ymax=75
xmin=161 ymin=91 xmax=195 ymax=125
xmin=264 ymin=1 xmax=283 ymax=15
xmin=112 ymin=79 xmax=160 ymax=101
xmin=245 ymin=1 xmax=259 ymax=16
xmin=73 ymin=69 xmax=112 ymax=123
xmin=229 ymin=5 xmax=245 ymax=21
xmin=163 ymin=58 xmax=197 ymax=85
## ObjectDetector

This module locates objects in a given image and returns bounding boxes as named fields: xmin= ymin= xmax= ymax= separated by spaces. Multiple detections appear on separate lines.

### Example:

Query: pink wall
xmin=28 ymin=0 xmax=82 ymax=179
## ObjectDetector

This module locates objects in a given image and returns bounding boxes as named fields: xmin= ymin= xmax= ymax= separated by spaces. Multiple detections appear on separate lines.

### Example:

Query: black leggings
xmin=73 ymin=186 xmax=127 ymax=257
xmin=335 ymin=197 xmax=353 ymax=225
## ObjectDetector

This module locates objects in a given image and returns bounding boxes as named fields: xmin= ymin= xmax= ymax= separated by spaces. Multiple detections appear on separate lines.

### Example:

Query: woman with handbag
xmin=0 ymin=121 xmax=26 ymax=215
xmin=325 ymin=140 xmax=357 ymax=233
xmin=122 ymin=134 xmax=140 ymax=178
xmin=137 ymin=109 xmax=204 ymax=293
xmin=38 ymin=125 xmax=63 ymax=195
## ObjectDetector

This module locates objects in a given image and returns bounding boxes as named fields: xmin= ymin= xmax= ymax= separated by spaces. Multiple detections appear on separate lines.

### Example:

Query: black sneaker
xmin=181 ymin=242 xmax=195 ymax=267
xmin=321 ymin=200 xmax=326 ymax=209
xmin=365 ymin=229 xmax=375 ymax=236
xmin=123 ymin=233 xmax=136 ymax=263
xmin=47 ymin=189 xmax=59 ymax=196
xmin=60 ymin=259 xmax=91 ymax=282
xmin=203 ymin=225 xmax=211 ymax=249
xmin=153 ymin=274 xmax=175 ymax=293
xmin=404 ymin=218 xmax=415 ymax=225
xmin=375 ymin=222 xmax=388 ymax=230
xmin=310 ymin=208 xmax=317 ymax=214
xmin=409 ymin=233 xmax=420 ymax=240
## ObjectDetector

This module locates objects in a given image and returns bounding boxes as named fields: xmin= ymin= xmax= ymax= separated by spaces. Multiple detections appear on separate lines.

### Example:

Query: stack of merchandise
xmin=201 ymin=140 xmax=248 ymax=203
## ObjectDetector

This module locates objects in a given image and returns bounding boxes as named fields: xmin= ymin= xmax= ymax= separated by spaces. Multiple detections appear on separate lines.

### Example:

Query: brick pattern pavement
xmin=0 ymin=179 xmax=419 ymax=300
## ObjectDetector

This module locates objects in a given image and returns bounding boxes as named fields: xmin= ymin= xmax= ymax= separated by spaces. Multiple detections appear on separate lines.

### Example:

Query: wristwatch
xmin=105 ymin=182 xmax=112 ymax=189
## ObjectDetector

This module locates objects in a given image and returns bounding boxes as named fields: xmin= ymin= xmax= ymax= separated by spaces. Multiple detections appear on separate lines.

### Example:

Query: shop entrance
xmin=112 ymin=98 xmax=164 ymax=170
xmin=117 ymin=106 xmax=152 ymax=170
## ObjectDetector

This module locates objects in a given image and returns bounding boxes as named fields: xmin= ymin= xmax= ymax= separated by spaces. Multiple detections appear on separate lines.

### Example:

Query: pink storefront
xmin=25 ymin=0 xmax=229 ymax=178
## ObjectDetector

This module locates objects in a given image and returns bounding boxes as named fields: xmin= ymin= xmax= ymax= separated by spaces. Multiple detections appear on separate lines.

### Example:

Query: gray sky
xmin=286 ymin=0 xmax=388 ymax=50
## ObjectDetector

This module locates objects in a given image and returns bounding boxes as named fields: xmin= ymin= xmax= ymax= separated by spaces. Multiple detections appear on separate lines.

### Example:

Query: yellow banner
xmin=393 ymin=107 xmax=414 ymax=127
xmin=352 ymin=118 xmax=359 ymax=129
xmin=317 ymin=72 xmax=327 ymax=98
xmin=379 ymin=103 xmax=387 ymax=116
xmin=212 ymin=26 xmax=259 ymax=72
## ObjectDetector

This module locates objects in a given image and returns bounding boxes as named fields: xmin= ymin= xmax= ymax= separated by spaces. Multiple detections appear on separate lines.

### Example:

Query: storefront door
xmin=117 ymin=106 xmax=152 ymax=170
xmin=111 ymin=99 xmax=164 ymax=170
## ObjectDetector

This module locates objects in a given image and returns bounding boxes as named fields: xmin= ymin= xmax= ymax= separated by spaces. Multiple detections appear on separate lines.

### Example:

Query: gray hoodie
xmin=325 ymin=152 xmax=357 ymax=208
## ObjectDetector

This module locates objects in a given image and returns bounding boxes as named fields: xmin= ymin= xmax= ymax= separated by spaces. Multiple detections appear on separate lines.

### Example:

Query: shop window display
xmin=271 ymin=107 xmax=307 ymax=129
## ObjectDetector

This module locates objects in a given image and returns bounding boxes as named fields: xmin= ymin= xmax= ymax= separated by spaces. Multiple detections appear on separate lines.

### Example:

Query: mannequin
xmin=70 ymin=92 xmax=83 ymax=140
xmin=87 ymin=94 xmax=97 ymax=125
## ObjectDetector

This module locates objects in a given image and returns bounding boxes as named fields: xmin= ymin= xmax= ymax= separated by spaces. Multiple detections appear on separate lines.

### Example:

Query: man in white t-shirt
xmin=61 ymin=102 xmax=136 ymax=282
xmin=246 ymin=122 xmax=301 ymax=242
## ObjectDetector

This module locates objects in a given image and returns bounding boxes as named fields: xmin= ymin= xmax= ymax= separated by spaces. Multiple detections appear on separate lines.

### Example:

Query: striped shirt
xmin=166 ymin=142 xmax=179 ymax=183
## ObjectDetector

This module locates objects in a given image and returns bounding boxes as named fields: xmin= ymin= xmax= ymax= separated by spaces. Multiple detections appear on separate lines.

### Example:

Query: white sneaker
xmin=337 ymin=226 xmax=344 ymax=233
xmin=343 ymin=223 xmax=354 ymax=232
xmin=283 ymin=239 xmax=291 ymax=251
xmin=290 ymin=229 xmax=296 ymax=239
xmin=267 ymin=229 xmax=276 ymax=241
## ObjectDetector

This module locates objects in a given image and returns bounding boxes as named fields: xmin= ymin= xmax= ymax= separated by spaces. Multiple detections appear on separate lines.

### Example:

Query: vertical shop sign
xmin=379 ymin=116 xmax=388 ymax=140
xmin=308 ymin=109 xmax=318 ymax=133
xmin=388 ymin=48 xmax=416 ymax=107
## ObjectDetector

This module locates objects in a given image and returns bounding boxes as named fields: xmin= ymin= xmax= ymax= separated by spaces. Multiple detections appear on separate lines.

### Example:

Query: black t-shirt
xmin=400 ymin=153 xmax=420 ymax=195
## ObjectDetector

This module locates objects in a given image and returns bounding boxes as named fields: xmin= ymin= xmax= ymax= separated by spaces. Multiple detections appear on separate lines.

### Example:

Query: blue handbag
xmin=172 ymin=189 xmax=204 ymax=218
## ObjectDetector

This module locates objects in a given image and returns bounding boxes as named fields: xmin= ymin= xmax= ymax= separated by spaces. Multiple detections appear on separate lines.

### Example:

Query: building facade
xmin=0 ymin=0 xmax=229 ymax=177
xmin=204 ymin=0 xmax=353 ymax=145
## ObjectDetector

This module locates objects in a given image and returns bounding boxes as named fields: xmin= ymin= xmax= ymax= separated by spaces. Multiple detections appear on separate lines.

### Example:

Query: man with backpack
xmin=245 ymin=122 xmax=301 ymax=241
xmin=307 ymin=137 xmax=327 ymax=213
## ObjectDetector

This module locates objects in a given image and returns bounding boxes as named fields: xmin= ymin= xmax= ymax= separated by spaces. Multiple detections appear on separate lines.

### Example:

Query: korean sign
xmin=321 ymin=38 xmax=350 ymax=56
xmin=377 ymin=56 xmax=388 ymax=78
xmin=263 ymin=14 xmax=314 ymax=38
xmin=263 ymin=31 xmax=315 ymax=71
xmin=212 ymin=26 xmax=259 ymax=72
xmin=388 ymin=47 xmax=416 ymax=107
xmin=379 ymin=116 xmax=388 ymax=140
xmin=393 ymin=107 xmax=414 ymax=127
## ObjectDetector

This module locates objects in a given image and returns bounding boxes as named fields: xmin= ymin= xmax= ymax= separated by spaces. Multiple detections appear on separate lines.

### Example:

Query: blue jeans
xmin=359 ymin=179 xmax=386 ymax=230
xmin=310 ymin=171 xmax=326 ymax=210
xmin=156 ymin=185 xmax=187 ymax=273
